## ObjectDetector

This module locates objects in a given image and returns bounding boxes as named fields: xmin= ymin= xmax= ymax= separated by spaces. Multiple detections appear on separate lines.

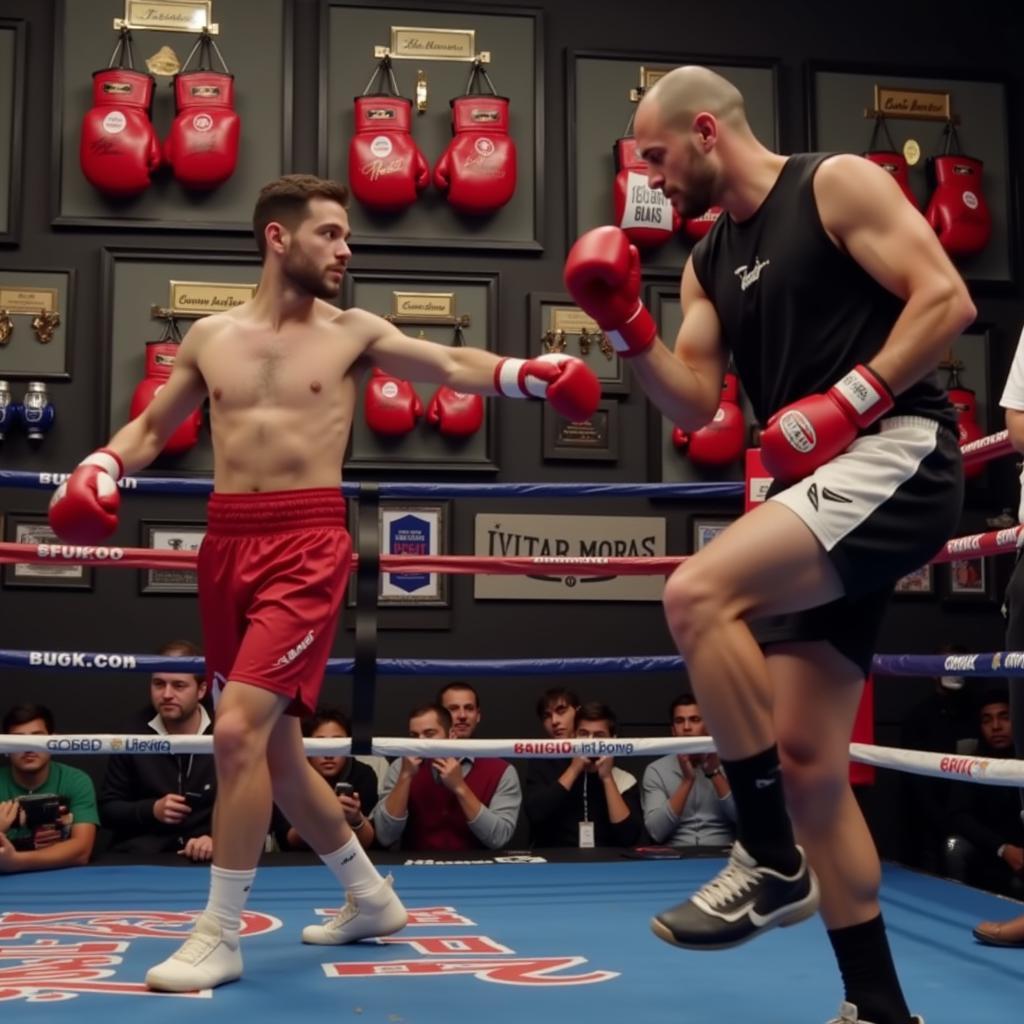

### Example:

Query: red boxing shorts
xmin=198 ymin=488 xmax=350 ymax=716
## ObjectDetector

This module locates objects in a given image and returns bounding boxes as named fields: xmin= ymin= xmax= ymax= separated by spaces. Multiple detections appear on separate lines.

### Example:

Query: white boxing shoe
xmin=302 ymin=875 xmax=408 ymax=945
xmin=145 ymin=912 xmax=242 ymax=992
xmin=826 ymin=1002 xmax=925 ymax=1024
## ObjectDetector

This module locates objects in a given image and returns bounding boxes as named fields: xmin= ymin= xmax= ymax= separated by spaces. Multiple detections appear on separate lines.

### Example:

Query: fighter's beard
xmin=282 ymin=250 xmax=341 ymax=300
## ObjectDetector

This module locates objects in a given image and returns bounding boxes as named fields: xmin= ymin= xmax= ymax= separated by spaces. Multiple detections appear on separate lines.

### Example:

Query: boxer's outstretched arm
xmin=815 ymin=154 xmax=976 ymax=394
xmin=104 ymin=325 xmax=208 ymax=475
xmin=627 ymin=257 xmax=728 ymax=431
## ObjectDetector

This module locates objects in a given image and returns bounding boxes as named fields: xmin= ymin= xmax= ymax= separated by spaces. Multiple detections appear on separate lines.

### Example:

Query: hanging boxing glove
xmin=683 ymin=206 xmax=722 ymax=241
xmin=687 ymin=372 xmax=746 ymax=467
xmin=129 ymin=320 xmax=202 ymax=457
xmin=424 ymin=324 xmax=484 ymax=437
xmin=613 ymin=135 xmax=679 ymax=249
xmin=364 ymin=367 xmax=422 ymax=435
xmin=946 ymin=362 xmax=984 ymax=480
xmin=863 ymin=116 xmax=918 ymax=209
xmin=434 ymin=61 xmax=516 ymax=215
xmin=348 ymin=57 xmax=429 ymax=213
xmin=925 ymin=122 xmax=992 ymax=256
xmin=79 ymin=29 xmax=160 ymax=198
xmin=164 ymin=30 xmax=239 ymax=190
xmin=671 ymin=426 xmax=689 ymax=451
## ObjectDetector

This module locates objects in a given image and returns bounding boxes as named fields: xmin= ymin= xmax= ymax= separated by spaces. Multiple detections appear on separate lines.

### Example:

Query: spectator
xmin=373 ymin=704 xmax=521 ymax=851
xmin=274 ymin=708 xmax=377 ymax=850
xmin=0 ymin=703 xmax=99 ymax=873
xmin=943 ymin=690 xmax=1024 ymax=898
xmin=100 ymin=640 xmax=216 ymax=861
xmin=642 ymin=693 xmax=736 ymax=848
xmin=535 ymin=687 xmax=580 ymax=739
xmin=437 ymin=683 xmax=482 ymax=739
xmin=524 ymin=701 xmax=642 ymax=848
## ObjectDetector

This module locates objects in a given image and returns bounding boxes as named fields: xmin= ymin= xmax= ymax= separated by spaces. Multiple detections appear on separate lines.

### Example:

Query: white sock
xmin=319 ymin=835 xmax=385 ymax=898
xmin=205 ymin=865 xmax=256 ymax=932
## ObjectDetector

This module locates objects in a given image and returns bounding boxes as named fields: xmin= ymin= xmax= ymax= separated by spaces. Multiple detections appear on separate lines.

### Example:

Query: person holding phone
xmin=100 ymin=640 xmax=216 ymax=861
xmin=273 ymin=709 xmax=377 ymax=851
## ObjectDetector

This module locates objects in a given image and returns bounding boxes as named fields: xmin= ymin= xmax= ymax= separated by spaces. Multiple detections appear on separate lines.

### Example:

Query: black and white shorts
xmin=754 ymin=416 xmax=963 ymax=674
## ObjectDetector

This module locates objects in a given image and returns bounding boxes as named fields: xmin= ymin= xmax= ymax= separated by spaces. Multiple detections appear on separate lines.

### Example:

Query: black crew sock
xmin=827 ymin=915 xmax=913 ymax=1024
xmin=720 ymin=745 xmax=800 ymax=874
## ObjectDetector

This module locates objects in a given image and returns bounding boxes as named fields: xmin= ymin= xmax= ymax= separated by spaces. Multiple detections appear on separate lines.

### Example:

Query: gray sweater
xmin=641 ymin=754 xmax=737 ymax=847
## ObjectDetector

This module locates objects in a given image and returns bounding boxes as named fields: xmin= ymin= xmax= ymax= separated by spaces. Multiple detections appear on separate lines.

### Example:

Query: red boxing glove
xmin=760 ymin=364 xmax=894 ymax=484
xmin=164 ymin=71 xmax=240 ymax=190
xmin=79 ymin=68 xmax=161 ymax=198
xmin=949 ymin=384 xmax=984 ymax=480
xmin=926 ymin=155 xmax=992 ymax=256
xmin=564 ymin=226 xmax=657 ymax=358
xmin=494 ymin=354 xmax=600 ymax=422
xmin=671 ymin=427 xmax=690 ymax=451
xmin=349 ymin=96 xmax=430 ymax=213
xmin=364 ymin=367 xmax=422 ymax=435
xmin=426 ymin=387 xmax=484 ymax=437
xmin=863 ymin=151 xmax=918 ymax=209
xmin=129 ymin=342 xmax=202 ymax=456
xmin=613 ymin=137 xmax=679 ymax=249
xmin=434 ymin=95 xmax=517 ymax=215
xmin=683 ymin=206 xmax=723 ymax=241
xmin=48 ymin=450 xmax=124 ymax=544
xmin=687 ymin=373 xmax=746 ymax=467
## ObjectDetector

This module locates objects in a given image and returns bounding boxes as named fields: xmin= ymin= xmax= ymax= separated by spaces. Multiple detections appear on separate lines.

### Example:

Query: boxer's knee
xmin=213 ymin=708 xmax=269 ymax=772
xmin=662 ymin=563 xmax=729 ymax=650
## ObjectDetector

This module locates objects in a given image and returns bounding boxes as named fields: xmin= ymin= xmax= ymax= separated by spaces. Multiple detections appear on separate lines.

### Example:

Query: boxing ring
xmin=1 ymin=432 xmax=1023 ymax=1021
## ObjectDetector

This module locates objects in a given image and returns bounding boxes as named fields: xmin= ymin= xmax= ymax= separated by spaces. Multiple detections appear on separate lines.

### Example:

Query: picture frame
xmin=691 ymin=517 xmax=733 ymax=553
xmin=0 ymin=17 xmax=27 ymax=245
xmin=140 ymin=520 xmax=205 ymax=595
xmin=51 ymin=0 xmax=293 ymax=231
xmin=806 ymin=61 xmax=1018 ymax=291
xmin=894 ymin=563 xmax=935 ymax=598
xmin=349 ymin=501 xmax=451 ymax=607
xmin=568 ymin=51 xmax=780 ymax=272
xmin=2 ymin=513 xmax=93 ymax=590
xmin=528 ymin=291 xmax=627 ymax=396
xmin=0 ymin=267 xmax=76 ymax=381
xmin=542 ymin=400 xmax=619 ymax=462
xmin=944 ymin=556 xmax=991 ymax=603
xmin=319 ymin=1 xmax=544 ymax=251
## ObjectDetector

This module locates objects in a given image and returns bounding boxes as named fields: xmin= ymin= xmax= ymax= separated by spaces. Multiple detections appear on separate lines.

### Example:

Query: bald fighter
xmin=49 ymin=174 xmax=600 ymax=993
xmin=565 ymin=67 xmax=974 ymax=1024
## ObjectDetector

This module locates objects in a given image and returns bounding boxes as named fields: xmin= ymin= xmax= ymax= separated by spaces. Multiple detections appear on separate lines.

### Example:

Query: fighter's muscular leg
xmin=212 ymin=681 xmax=290 ymax=868
xmin=769 ymin=642 xmax=879 ymax=927
xmin=661 ymin=500 xmax=843 ymax=759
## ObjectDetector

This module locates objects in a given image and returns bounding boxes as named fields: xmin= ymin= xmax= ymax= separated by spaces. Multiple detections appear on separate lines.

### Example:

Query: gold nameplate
xmin=872 ymin=86 xmax=951 ymax=122
xmin=169 ymin=281 xmax=256 ymax=316
xmin=0 ymin=287 xmax=58 ymax=315
xmin=392 ymin=292 xmax=455 ymax=318
xmin=386 ymin=27 xmax=477 ymax=62
xmin=551 ymin=308 xmax=599 ymax=335
xmin=115 ymin=0 xmax=217 ymax=34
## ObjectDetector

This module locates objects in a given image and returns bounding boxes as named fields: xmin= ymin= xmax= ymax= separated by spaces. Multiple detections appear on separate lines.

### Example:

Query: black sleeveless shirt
xmin=690 ymin=153 xmax=955 ymax=431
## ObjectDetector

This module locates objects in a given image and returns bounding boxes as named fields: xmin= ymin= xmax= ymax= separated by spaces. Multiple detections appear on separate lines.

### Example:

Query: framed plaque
xmin=542 ymin=400 xmax=619 ymax=462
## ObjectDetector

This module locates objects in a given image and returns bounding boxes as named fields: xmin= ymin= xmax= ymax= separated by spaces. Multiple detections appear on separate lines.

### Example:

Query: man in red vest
xmin=372 ymin=704 xmax=521 ymax=851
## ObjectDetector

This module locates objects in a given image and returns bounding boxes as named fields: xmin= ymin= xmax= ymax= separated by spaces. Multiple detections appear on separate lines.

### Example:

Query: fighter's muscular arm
xmin=628 ymin=258 xmax=728 ymax=431
xmin=104 ymin=320 xmax=209 ymax=475
xmin=815 ymin=154 xmax=976 ymax=394
xmin=1006 ymin=409 xmax=1024 ymax=455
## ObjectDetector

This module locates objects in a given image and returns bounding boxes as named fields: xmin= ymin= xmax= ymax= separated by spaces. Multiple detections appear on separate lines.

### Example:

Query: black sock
xmin=720 ymin=745 xmax=800 ymax=874
xmin=827 ymin=915 xmax=912 ymax=1024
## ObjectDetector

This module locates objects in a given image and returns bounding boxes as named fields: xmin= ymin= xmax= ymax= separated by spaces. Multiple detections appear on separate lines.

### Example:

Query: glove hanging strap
xmin=180 ymin=28 xmax=231 ymax=75
xmin=360 ymin=54 xmax=402 ymax=97
xmin=867 ymin=115 xmax=899 ymax=153
xmin=461 ymin=58 xmax=499 ymax=97
xmin=156 ymin=315 xmax=183 ymax=344
xmin=107 ymin=27 xmax=137 ymax=70
xmin=938 ymin=120 xmax=964 ymax=156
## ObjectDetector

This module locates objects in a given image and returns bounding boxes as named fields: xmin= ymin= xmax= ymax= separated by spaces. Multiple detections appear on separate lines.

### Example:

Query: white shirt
xmin=999 ymin=325 xmax=1024 ymax=527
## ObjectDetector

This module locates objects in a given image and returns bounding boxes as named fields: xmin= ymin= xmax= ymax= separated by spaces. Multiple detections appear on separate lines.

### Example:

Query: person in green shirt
xmin=0 ymin=703 xmax=99 ymax=873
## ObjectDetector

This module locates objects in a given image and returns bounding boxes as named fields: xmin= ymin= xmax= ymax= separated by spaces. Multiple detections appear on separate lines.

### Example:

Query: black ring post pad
xmin=351 ymin=483 xmax=379 ymax=757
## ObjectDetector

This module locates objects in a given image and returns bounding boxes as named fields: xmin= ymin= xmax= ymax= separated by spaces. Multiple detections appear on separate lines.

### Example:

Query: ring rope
xmin=1 ymin=733 xmax=1021 ymax=787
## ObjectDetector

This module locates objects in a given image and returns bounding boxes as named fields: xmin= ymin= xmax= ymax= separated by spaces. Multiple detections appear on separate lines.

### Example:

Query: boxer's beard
xmin=676 ymin=157 xmax=717 ymax=221
xmin=282 ymin=245 xmax=341 ymax=300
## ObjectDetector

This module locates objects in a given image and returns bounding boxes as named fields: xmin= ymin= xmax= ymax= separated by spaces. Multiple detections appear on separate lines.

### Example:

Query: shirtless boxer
xmin=48 ymin=174 xmax=600 ymax=992
xmin=564 ymin=67 xmax=975 ymax=1024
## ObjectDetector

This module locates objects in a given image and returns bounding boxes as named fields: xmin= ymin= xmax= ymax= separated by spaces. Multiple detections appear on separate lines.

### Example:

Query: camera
xmin=17 ymin=793 xmax=66 ymax=829
xmin=334 ymin=782 xmax=354 ymax=797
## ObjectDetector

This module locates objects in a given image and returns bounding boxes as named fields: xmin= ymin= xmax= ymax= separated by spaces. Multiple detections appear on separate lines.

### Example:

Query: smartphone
xmin=334 ymin=782 xmax=355 ymax=797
